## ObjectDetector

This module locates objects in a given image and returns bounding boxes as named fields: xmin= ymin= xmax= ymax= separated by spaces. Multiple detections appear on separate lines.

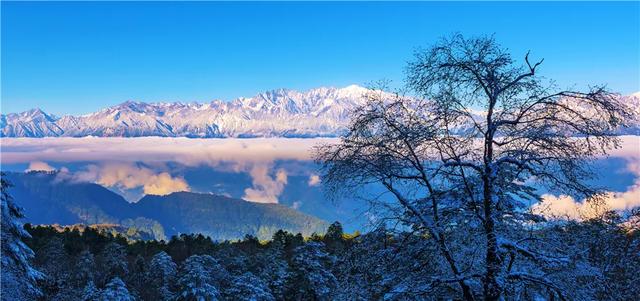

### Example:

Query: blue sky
xmin=2 ymin=1 xmax=639 ymax=116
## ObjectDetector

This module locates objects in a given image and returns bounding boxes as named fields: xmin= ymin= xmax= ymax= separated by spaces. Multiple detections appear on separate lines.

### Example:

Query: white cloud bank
xmin=1 ymin=137 xmax=334 ymax=166
xmin=3 ymin=136 xmax=639 ymax=206
xmin=2 ymin=137 xmax=333 ymax=203
xmin=25 ymin=161 xmax=55 ymax=172
xmin=71 ymin=163 xmax=190 ymax=196
xmin=533 ymin=158 xmax=640 ymax=220
xmin=243 ymin=164 xmax=288 ymax=203
xmin=308 ymin=174 xmax=321 ymax=186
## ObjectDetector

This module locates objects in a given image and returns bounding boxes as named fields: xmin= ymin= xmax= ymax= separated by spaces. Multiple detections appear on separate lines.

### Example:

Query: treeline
xmin=24 ymin=215 xmax=640 ymax=301
xmin=25 ymin=222 xmax=351 ymax=301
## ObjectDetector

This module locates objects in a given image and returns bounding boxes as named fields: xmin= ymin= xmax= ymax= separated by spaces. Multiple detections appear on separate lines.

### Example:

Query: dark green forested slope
xmin=136 ymin=192 xmax=327 ymax=240
xmin=4 ymin=171 xmax=328 ymax=240
xmin=4 ymin=171 xmax=133 ymax=226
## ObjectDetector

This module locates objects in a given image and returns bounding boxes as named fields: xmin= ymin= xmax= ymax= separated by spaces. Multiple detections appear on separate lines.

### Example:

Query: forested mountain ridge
xmin=42 ymin=223 xmax=158 ymax=241
xmin=3 ymin=171 xmax=328 ymax=240
xmin=136 ymin=192 xmax=328 ymax=240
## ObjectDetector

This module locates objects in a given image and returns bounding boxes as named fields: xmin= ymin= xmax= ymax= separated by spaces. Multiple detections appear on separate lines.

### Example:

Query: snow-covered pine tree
xmin=75 ymin=249 xmax=97 ymax=286
xmin=146 ymin=251 xmax=177 ymax=301
xmin=176 ymin=255 xmax=226 ymax=301
xmin=81 ymin=280 xmax=100 ymax=301
xmin=99 ymin=242 xmax=129 ymax=285
xmin=128 ymin=254 xmax=147 ymax=299
xmin=254 ymin=248 xmax=290 ymax=300
xmin=98 ymin=277 xmax=134 ymax=301
xmin=226 ymin=272 xmax=275 ymax=301
xmin=333 ymin=228 xmax=388 ymax=300
xmin=36 ymin=236 xmax=71 ymax=298
xmin=216 ymin=247 xmax=249 ymax=275
xmin=1 ymin=173 xmax=43 ymax=300
xmin=288 ymin=241 xmax=337 ymax=300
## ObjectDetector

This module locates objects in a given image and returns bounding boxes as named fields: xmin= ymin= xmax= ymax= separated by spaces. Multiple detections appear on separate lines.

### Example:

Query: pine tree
xmin=1 ymin=173 xmax=43 ymax=300
xmin=254 ymin=248 xmax=290 ymax=300
xmin=128 ymin=254 xmax=147 ymax=299
xmin=98 ymin=277 xmax=134 ymax=301
xmin=99 ymin=242 xmax=129 ymax=285
xmin=333 ymin=229 xmax=387 ymax=300
xmin=36 ymin=236 xmax=71 ymax=297
xmin=146 ymin=251 xmax=177 ymax=301
xmin=44 ymin=245 xmax=92 ymax=301
xmin=226 ymin=272 xmax=275 ymax=301
xmin=81 ymin=280 xmax=100 ymax=301
xmin=216 ymin=247 xmax=249 ymax=275
xmin=75 ymin=249 xmax=97 ymax=286
xmin=288 ymin=241 xmax=337 ymax=300
xmin=176 ymin=255 xmax=226 ymax=301
xmin=324 ymin=221 xmax=345 ymax=254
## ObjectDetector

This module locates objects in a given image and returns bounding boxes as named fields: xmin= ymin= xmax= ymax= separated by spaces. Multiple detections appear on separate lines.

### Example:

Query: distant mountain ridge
xmin=3 ymin=86 xmax=638 ymax=138
xmin=1 ymin=85 xmax=375 ymax=138
xmin=3 ymin=171 xmax=328 ymax=240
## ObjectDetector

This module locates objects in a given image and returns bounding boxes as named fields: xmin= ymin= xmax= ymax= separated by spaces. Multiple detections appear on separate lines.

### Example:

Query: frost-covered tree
xmin=75 ymin=249 xmax=97 ymax=286
xmin=323 ymin=221 xmax=346 ymax=254
xmin=216 ymin=247 xmax=249 ymax=275
xmin=99 ymin=242 xmax=129 ymax=285
xmin=176 ymin=255 xmax=227 ymax=301
xmin=1 ymin=173 xmax=43 ymax=300
xmin=128 ymin=254 xmax=147 ymax=299
xmin=36 ymin=236 xmax=72 ymax=298
xmin=37 ymin=237 xmax=89 ymax=301
xmin=332 ymin=230 xmax=385 ymax=301
xmin=288 ymin=241 xmax=337 ymax=300
xmin=98 ymin=277 xmax=134 ymax=301
xmin=81 ymin=280 xmax=100 ymax=301
xmin=146 ymin=251 xmax=177 ymax=301
xmin=317 ymin=34 xmax=632 ymax=300
xmin=542 ymin=214 xmax=640 ymax=301
xmin=252 ymin=247 xmax=290 ymax=300
xmin=226 ymin=272 xmax=275 ymax=301
xmin=333 ymin=228 xmax=446 ymax=300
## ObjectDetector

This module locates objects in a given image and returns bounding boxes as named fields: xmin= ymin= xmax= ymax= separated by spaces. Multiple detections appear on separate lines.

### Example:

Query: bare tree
xmin=316 ymin=34 xmax=632 ymax=300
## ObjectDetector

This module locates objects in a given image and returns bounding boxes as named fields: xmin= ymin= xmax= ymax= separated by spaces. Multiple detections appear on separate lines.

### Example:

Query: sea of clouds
xmin=2 ymin=137 xmax=333 ymax=203
xmin=2 ymin=136 xmax=639 ymax=217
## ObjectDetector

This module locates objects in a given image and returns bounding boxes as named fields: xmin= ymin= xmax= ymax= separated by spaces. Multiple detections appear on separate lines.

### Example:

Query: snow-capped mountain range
xmin=1 ymin=85 xmax=375 ymax=138
xmin=2 ymin=86 xmax=639 ymax=138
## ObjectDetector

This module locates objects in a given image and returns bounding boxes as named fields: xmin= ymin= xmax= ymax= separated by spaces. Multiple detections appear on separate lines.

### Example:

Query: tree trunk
xmin=483 ymin=104 xmax=502 ymax=301
xmin=482 ymin=181 xmax=501 ymax=301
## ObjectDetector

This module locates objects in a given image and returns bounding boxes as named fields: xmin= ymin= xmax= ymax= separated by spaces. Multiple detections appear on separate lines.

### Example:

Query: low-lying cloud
xmin=308 ymin=174 xmax=321 ymax=186
xmin=243 ymin=164 xmax=288 ymax=203
xmin=3 ymin=137 xmax=639 ymax=207
xmin=72 ymin=163 xmax=190 ymax=196
xmin=25 ymin=161 xmax=56 ymax=172
xmin=2 ymin=137 xmax=331 ymax=203
xmin=533 ymin=158 xmax=640 ymax=220
xmin=0 ymin=137 xmax=332 ymax=166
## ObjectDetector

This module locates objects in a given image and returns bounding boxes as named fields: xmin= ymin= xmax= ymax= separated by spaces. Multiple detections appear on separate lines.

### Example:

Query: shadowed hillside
xmin=4 ymin=172 xmax=328 ymax=240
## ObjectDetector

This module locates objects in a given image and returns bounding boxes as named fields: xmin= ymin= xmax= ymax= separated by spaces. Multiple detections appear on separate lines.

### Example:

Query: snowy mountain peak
xmin=1 ymin=85 xmax=377 ymax=138
xmin=338 ymin=84 xmax=370 ymax=96
xmin=2 ymin=87 xmax=638 ymax=138
xmin=13 ymin=108 xmax=58 ymax=122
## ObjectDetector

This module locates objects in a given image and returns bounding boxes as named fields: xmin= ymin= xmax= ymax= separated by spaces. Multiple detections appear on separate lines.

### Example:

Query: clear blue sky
xmin=2 ymin=1 xmax=639 ymax=115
